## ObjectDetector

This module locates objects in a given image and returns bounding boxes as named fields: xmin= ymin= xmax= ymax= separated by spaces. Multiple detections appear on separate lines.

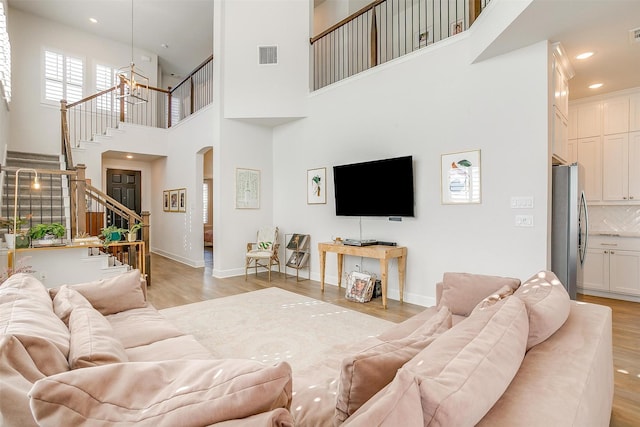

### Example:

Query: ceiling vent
xmin=630 ymin=27 xmax=640 ymax=44
xmin=258 ymin=46 xmax=278 ymax=65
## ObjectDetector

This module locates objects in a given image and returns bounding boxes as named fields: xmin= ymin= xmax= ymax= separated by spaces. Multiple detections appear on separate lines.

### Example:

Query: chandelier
xmin=116 ymin=0 xmax=148 ymax=105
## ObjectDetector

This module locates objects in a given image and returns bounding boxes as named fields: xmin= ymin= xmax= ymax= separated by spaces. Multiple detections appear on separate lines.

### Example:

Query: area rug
xmin=160 ymin=288 xmax=394 ymax=373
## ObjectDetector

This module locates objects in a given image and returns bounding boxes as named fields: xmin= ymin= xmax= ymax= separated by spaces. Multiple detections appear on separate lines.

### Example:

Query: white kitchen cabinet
xmin=609 ymin=250 xmax=640 ymax=295
xmin=577 ymin=102 xmax=602 ymax=138
xmin=568 ymin=107 xmax=578 ymax=140
xmin=577 ymin=136 xmax=602 ymax=201
xmin=567 ymin=139 xmax=578 ymax=163
xmin=553 ymin=65 xmax=569 ymax=119
xmin=603 ymin=96 xmax=629 ymax=135
xmin=552 ymin=106 xmax=568 ymax=161
xmin=602 ymin=133 xmax=630 ymax=201
xmin=630 ymin=93 xmax=640 ymax=132
xmin=581 ymin=236 xmax=640 ymax=299
xmin=629 ymin=132 xmax=640 ymax=200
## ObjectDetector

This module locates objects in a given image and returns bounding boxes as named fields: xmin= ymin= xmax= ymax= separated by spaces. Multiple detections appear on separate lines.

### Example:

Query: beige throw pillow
xmin=335 ymin=306 xmax=452 ymax=423
xmin=52 ymin=285 xmax=92 ymax=325
xmin=514 ymin=270 xmax=570 ymax=350
xmin=471 ymin=284 xmax=515 ymax=314
xmin=50 ymin=269 xmax=146 ymax=316
xmin=439 ymin=272 xmax=521 ymax=316
xmin=347 ymin=296 xmax=529 ymax=426
xmin=29 ymin=360 xmax=293 ymax=426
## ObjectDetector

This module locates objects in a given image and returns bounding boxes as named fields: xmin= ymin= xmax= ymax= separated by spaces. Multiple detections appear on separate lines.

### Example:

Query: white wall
xmin=7 ymin=8 xmax=158 ymax=155
xmin=313 ymin=0 xmax=349 ymax=35
xmin=221 ymin=0 xmax=309 ymax=121
xmin=272 ymin=37 xmax=551 ymax=306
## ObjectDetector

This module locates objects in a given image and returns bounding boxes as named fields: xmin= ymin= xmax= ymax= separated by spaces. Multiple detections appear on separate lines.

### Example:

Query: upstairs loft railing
xmin=311 ymin=0 xmax=490 ymax=90
xmin=61 ymin=55 xmax=214 ymax=169
xmin=2 ymin=164 xmax=150 ymax=282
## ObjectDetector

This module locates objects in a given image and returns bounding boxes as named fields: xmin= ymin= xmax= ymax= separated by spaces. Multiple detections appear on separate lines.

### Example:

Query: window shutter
xmin=45 ymin=50 xmax=63 ymax=102
xmin=65 ymin=56 xmax=83 ymax=102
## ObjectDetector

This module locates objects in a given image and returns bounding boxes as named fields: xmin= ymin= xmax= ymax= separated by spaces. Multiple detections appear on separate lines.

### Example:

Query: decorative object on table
xmin=441 ymin=149 xmax=481 ymax=204
xmin=162 ymin=190 xmax=170 ymax=212
xmin=0 ymin=256 xmax=34 ymax=284
xmin=100 ymin=225 xmax=126 ymax=247
xmin=1 ymin=216 xmax=31 ymax=249
xmin=235 ymin=168 xmax=260 ymax=209
xmin=345 ymin=271 xmax=375 ymax=303
xmin=28 ymin=223 xmax=66 ymax=247
xmin=178 ymin=188 xmax=187 ymax=212
xmin=307 ymin=167 xmax=326 ymax=204
xmin=127 ymin=223 xmax=142 ymax=242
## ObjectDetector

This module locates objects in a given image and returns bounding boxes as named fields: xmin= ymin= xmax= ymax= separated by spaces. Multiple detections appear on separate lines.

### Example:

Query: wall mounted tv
xmin=333 ymin=156 xmax=415 ymax=217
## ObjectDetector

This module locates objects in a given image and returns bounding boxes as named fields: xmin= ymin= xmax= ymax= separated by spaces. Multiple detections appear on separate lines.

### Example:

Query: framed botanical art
xmin=307 ymin=167 xmax=326 ymax=204
xmin=163 ymin=190 xmax=170 ymax=212
xmin=441 ymin=150 xmax=481 ymax=204
xmin=169 ymin=189 xmax=179 ymax=212
xmin=235 ymin=168 xmax=260 ymax=209
xmin=178 ymin=188 xmax=187 ymax=212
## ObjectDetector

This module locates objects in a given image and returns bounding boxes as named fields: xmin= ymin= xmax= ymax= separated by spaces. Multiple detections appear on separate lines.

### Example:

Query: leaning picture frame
xmin=345 ymin=271 xmax=375 ymax=303
xmin=441 ymin=149 xmax=481 ymax=204
xmin=307 ymin=167 xmax=326 ymax=204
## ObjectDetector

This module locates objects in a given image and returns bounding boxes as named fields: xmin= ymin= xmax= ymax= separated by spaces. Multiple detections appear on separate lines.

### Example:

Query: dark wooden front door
xmin=106 ymin=169 xmax=141 ymax=228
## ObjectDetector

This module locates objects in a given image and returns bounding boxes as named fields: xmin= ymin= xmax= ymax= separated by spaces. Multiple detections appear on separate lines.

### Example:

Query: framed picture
xmin=178 ymin=188 xmax=187 ymax=212
xmin=163 ymin=190 xmax=170 ymax=212
xmin=345 ymin=271 xmax=375 ymax=303
xmin=307 ymin=167 xmax=326 ymax=204
xmin=450 ymin=19 xmax=464 ymax=35
xmin=441 ymin=150 xmax=481 ymax=204
xmin=235 ymin=168 xmax=260 ymax=209
xmin=415 ymin=26 xmax=433 ymax=47
xmin=286 ymin=251 xmax=309 ymax=268
xmin=169 ymin=189 xmax=179 ymax=212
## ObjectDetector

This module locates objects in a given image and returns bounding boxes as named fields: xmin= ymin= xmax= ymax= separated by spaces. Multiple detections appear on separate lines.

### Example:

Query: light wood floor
xmin=148 ymin=249 xmax=639 ymax=427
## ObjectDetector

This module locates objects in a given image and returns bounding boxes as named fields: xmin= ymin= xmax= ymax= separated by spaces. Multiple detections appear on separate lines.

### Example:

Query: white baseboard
xmin=151 ymin=249 xmax=205 ymax=268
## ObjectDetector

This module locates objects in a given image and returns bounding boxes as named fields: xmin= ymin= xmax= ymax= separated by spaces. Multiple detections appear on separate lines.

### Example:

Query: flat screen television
xmin=333 ymin=156 xmax=415 ymax=217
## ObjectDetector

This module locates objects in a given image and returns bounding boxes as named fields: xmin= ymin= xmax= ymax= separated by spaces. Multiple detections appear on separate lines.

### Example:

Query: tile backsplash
xmin=588 ymin=205 xmax=640 ymax=234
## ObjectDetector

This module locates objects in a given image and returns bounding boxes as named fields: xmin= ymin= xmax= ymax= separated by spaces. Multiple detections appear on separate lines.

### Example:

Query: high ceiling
xmin=7 ymin=0 xmax=640 ymax=99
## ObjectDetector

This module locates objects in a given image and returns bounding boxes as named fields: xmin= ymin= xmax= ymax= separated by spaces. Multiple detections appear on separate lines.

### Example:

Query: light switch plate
xmin=510 ymin=196 xmax=534 ymax=209
xmin=515 ymin=215 xmax=534 ymax=227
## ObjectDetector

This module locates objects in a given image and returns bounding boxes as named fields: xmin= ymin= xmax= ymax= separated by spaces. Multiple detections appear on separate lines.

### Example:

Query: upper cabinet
xmin=551 ymin=44 xmax=574 ymax=163
xmin=603 ymin=96 xmax=629 ymax=135
xmin=630 ymin=93 xmax=640 ymax=132
xmin=577 ymin=102 xmax=602 ymax=138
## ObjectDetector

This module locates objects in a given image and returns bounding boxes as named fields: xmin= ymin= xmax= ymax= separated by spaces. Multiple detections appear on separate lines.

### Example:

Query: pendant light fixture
xmin=117 ymin=0 xmax=149 ymax=105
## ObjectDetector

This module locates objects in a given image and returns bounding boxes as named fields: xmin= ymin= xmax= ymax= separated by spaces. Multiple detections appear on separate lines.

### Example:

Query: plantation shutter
xmin=44 ymin=50 xmax=64 ymax=102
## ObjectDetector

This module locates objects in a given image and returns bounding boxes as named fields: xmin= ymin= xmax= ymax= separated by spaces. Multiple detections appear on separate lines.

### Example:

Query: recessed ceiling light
xmin=89 ymin=17 xmax=98 ymax=24
xmin=576 ymin=51 xmax=594 ymax=60
xmin=589 ymin=83 xmax=603 ymax=89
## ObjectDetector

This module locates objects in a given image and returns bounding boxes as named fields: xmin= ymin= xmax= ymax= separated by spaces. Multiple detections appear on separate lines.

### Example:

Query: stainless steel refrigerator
xmin=551 ymin=163 xmax=589 ymax=300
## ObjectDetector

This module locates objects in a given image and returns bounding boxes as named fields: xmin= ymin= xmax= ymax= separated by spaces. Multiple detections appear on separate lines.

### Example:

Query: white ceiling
xmin=7 ymin=0 xmax=640 ymax=99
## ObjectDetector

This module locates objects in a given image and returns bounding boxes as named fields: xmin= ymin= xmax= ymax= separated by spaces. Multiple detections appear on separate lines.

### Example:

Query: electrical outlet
xmin=515 ymin=215 xmax=534 ymax=227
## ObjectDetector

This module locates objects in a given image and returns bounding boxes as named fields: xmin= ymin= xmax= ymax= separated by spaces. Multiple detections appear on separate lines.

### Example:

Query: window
xmin=96 ymin=64 xmax=119 ymax=111
xmin=44 ymin=49 xmax=83 ymax=103
xmin=0 ymin=3 xmax=11 ymax=102
xmin=203 ymin=182 xmax=209 ymax=224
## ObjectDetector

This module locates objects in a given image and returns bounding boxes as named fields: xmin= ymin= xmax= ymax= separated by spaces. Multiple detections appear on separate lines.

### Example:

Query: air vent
xmin=630 ymin=27 xmax=640 ymax=44
xmin=258 ymin=46 xmax=278 ymax=65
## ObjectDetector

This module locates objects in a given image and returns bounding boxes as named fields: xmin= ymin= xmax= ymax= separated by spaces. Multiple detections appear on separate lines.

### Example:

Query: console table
xmin=318 ymin=242 xmax=407 ymax=309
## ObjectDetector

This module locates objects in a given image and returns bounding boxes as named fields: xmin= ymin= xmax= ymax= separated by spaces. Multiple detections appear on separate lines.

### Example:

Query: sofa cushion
xmin=29 ymin=359 xmax=293 ymax=426
xmin=0 ymin=273 xmax=70 ymax=374
xmin=349 ymin=296 xmax=529 ymax=426
xmin=125 ymin=334 xmax=213 ymax=362
xmin=52 ymin=285 xmax=92 ymax=325
xmin=335 ymin=305 xmax=451 ymax=423
xmin=106 ymin=306 xmax=185 ymax=349
xmin=514 ymin=270 xmax=571 ymax=350
xmin=49 ymin=269 xmax=146 ymax=316
xmin=471 ymin=284 xmax=515 ymax=314
xmin=438 ymin=272 xmax=521 ymax=316
xmin=68 ymin=305 xmax=128 ymax=369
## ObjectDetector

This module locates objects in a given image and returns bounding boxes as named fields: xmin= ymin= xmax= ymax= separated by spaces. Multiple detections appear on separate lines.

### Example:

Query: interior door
xmin=106 ymin=169 xmax=141 ymax=229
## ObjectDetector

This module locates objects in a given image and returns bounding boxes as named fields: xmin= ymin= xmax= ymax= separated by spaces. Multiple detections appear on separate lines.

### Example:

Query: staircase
xmin=2 ymin=151 xmax=69 ymax=233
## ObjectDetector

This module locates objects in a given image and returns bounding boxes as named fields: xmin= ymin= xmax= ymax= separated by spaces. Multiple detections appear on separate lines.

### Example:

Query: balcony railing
xmin=311 ymin=0 xmax=490 ymax=90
